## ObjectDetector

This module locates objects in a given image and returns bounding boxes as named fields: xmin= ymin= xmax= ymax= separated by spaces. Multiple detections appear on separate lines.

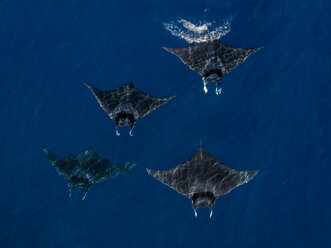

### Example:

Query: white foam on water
xmin=163 ymin=18 xmax=231 ymax=43
xmin=178 ymin=19 xmax=211 ymax=34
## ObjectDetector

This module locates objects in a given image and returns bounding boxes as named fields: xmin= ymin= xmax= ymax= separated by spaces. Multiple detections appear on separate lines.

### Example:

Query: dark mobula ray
xmin=85 ymin=82 xmax=175 ymax=136
xmin=147 ymin=148 xmax=259 ymax=218
xmin=43 ymin=147 xmax=135 ymax=199
xmin=163 ymin=40 xmax=261 ymax=95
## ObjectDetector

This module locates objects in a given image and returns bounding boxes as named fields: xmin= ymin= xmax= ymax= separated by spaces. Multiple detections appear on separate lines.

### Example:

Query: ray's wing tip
xmin=84 ymin=83 xmax=100 ymax=96
xmin=84 ymin=82 xmax=96 ymax=92
xmin=42 ymin=146 xmax=51 ymax=155
xmin=253 ymin=47 xmax=263 ymax=53
xmin=167 ymin=95 xmax=176 ymax=101
xmin=84 ymin=82 xmax=92 ymax=88
xmin=146 ymin=168 xmax=159 ymax=177
xmin=162 ymin=46 xmax=174 ymax=53
xmin=42 ymin=146 xmax=57 ymax=162
xmin=247 ymin=169 xmax=260 ymax=180
xmin=42 ymin=146 xmax=47 ymax=153
xmin=157 ymin=95 xmax=176 ymax=105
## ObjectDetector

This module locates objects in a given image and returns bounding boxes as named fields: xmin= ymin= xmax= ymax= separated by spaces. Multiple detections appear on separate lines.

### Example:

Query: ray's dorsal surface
xmin=43 ymin=147 xmax=135 ymax=199
xmin=163 ymin=40 xmax=261 ymax=95
xmin=147 ymin=148 xmax=259 ymax=218
xmin=85 ymin=82 xmax=175 ymax=136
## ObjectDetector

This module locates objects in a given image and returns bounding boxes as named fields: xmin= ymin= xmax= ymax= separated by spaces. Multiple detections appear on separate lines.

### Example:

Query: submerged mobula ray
xmin=43 ymin=147 xmax=135 ymax=199
xmin=147 ymin=148 xmax=259 ymax=217
xmin=85 ymin=82 xmax=175 ymax=136
xmin=163 ymin=40 xmax=261 ymax=95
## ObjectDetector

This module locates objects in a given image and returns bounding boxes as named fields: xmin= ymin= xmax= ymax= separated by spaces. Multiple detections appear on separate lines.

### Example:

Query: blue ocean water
xmin=1 ymin=0 xmax=330 ymax=247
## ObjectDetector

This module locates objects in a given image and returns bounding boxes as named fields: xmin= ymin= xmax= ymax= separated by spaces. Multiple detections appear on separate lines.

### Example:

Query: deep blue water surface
xmin=1 ymin=0 xmax=330 ymax=247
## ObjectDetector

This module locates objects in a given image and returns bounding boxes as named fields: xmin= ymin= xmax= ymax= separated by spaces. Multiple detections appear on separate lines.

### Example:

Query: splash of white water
xmin=163 ymin=18 xmax=231 ymax=43
xmin=178 ymin=19 xmax=211 ymax=34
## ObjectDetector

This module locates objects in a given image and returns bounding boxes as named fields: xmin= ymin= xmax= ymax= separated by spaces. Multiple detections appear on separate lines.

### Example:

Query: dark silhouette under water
xmin=85 ymin=82 xmax=175 ymax=136
xmin=43 ymin=147 xmax=135 ymax=199
xmin=147 ymin=148 xmax=259 ymax=218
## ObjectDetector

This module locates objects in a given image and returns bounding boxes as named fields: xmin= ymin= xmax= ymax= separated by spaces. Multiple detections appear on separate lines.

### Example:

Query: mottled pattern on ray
xmin=43 ymin=147 xmax=135 ymax=199
xmin=163 ymin=40 xmax=261 ymax=83
xmin=85 ymin=82 xmax=175 ymax=135
xmin=147 ymin=148 xmax=259 ymax=217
